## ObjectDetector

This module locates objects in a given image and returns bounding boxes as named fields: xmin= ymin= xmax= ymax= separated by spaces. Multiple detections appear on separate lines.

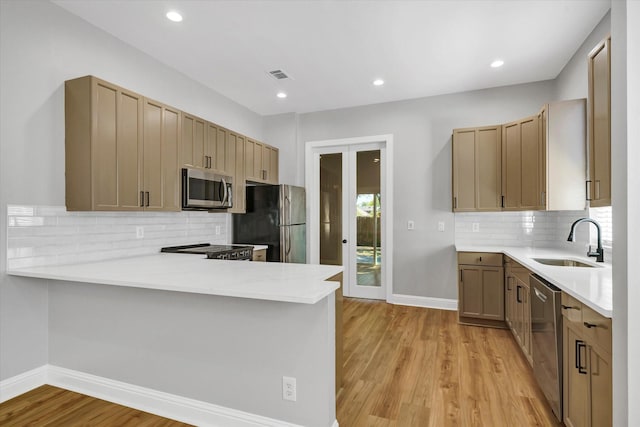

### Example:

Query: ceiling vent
xmin=268 ymin=69 xmax=291 ymax=80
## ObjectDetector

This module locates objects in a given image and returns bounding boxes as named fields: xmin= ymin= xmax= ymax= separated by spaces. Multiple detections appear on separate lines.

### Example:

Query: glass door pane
xmin=319 ymin=153 xmax=343 ymax=266
xmin=355 ymin=150 xmax=381 ymax=287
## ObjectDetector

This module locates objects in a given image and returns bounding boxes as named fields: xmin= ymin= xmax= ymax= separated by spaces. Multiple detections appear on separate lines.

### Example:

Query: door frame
xmin=305 ymin=134 xmax=394 ymax=301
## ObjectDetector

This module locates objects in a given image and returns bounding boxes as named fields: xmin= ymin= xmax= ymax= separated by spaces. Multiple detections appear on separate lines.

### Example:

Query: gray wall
xmin=262 ymin=113 xmax=300 ymax=186
xmin=48 ymin=281 xmax=335 ymax=426
xmin=554 ymin=11 xmax=611 ymax=100
xmin=0 ymin=0 xmax=263 ymax=381
xmin=294 ymin=81 xmax=556 ymax=299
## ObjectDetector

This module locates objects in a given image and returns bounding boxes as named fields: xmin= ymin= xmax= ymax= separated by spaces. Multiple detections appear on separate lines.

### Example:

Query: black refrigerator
xmin=233 ymin=185 xmax=306 ymax=263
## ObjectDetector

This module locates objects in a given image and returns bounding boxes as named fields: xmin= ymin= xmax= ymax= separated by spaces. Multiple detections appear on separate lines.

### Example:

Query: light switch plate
xmin=472 ymin=223 xmax=480 ymax=232
xmin=407 ymin=220 xmax=415 ymax=230
xmin=438 ymin=221 xmax=445 ymax=232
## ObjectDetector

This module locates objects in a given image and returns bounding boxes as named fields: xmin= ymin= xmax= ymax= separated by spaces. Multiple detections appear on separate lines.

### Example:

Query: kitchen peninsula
xmin=7 ymin=256 xmax=342 ymax=427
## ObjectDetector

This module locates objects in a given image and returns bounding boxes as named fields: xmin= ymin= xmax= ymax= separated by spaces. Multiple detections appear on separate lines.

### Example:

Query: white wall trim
xmin=390 ymin=294 xmax=458 ymax=311
xmin=1 ymin=365 xmax=334 ymax=427
xmin=0 ymin=365 xmax=48 ymax=403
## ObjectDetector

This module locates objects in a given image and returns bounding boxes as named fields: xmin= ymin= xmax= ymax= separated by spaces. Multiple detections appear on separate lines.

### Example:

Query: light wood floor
xmin=337 ymin=298 xmax=562 ymax=427
xmin=0 ymin=385 xmax=192 ymax=426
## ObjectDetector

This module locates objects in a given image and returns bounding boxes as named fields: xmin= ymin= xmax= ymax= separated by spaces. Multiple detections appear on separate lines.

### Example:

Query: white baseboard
xmin=390 ymin=293 xmax=458 ymax=311
xmin=2 ymin=365 xmax=339 ymax=427
xmin=0 ymin=365 xmax=48 ymax=403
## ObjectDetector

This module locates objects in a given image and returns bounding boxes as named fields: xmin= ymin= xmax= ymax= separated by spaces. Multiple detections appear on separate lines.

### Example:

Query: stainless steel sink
xmin=533 ymin=258 xmax=601 ymax=268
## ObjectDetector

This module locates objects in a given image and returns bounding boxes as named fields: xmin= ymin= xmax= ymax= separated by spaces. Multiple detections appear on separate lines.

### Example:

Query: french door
xmin=314 ymin=142 xmax=386 ymax=299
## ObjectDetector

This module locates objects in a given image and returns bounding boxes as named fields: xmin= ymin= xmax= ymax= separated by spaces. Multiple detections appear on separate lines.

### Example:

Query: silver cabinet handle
xmin=586 ymin=180 xmax=592 ymax=201
xmin=534 ymin=287 xmax=547 ymax=302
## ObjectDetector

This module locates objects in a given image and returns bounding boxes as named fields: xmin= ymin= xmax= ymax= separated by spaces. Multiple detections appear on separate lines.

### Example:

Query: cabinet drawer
xmin=252 ymin=249 xmax=266 ymax=262
xmin=561 ymin=292 xmax=583 ymax=323
xmin=582 ymin=304 xmax=612 ymax=354
xmin=457 ymin=252 xmax=502 ymax=267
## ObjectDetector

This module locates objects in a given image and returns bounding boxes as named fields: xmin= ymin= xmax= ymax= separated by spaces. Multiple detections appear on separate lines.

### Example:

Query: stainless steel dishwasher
xmin=530 ymin=274 xmax=563 ymax=421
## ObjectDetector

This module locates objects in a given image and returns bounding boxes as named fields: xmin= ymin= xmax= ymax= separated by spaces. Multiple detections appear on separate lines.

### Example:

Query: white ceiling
xmin=53 ymin=0 xmax=610 ymax=116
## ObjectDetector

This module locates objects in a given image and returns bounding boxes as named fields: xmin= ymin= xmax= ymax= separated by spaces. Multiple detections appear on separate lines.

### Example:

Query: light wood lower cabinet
xmin=562 ymin=292 xmax=612 ymax=427
xmin=65 ymin=76 xmax=179 ymax=212
xmin=252 ymin=248 xmax=266 ymax=262
xmin=504 ymin=257 xmax=532 ymax=365
xmin=457 ymin=252 xmax=505 ymax=327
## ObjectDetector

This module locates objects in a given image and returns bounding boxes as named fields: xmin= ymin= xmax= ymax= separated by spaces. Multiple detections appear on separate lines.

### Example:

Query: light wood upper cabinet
xmin=66 ymin=76 xmax=143 ymax=211
xmin=588 ymin=36 xmax=611 ymax=207
xmin=227 ymin=131 xmax=246 ymax=214
xmin=65 ymin=76 xmax=180 ymax=212
xmin=143 ymin=99 xmax=181 ymax=211
xmin=452 ymin=125 xmax=502 ymax=212
xmin=181 ymin=113 xmax=206 ymax=170
xmin=502 ymin=115 xmax=543 ymax=210
xmin=539 ymin=100 xmax=587 ymax=211
xmin=245 ymin=138 xmax=279 ymax=184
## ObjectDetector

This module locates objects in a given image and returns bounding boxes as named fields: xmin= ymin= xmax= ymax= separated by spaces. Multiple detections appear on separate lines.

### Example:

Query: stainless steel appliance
xmin=161 ymin=243 xmax=253 ymax=260
xmin=182 ymin=168 xmax=232 ymax=210
xmin=530 ymin=273 xmax=563 ymax=421
xmin=232 ymin=185 xmax=306 ymax=263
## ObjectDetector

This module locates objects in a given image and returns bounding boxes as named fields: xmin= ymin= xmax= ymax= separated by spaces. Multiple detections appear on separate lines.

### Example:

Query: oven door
xmin=182 ymin=168 xmax=232 ymax=209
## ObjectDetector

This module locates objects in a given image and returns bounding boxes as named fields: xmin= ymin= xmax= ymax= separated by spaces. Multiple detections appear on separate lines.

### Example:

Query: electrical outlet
xmin=438 ymin=221 xmax=445 ymax=232
xmin=282 ymin=376 xmax=297 ymax=402
xmin=215 ymin=225 xmax=221 ymax=235
xmin=407 ymin=220 xmax=415 ymax=230
xmin=136 ymin=226 xmax=144 ymax=239
xmin=472 ymin=223 xmax=480 ymax=232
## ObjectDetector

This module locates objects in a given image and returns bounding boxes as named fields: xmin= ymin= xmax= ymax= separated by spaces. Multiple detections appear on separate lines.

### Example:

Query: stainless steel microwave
xmin=182 ymin=168 xmax=232 ymax=209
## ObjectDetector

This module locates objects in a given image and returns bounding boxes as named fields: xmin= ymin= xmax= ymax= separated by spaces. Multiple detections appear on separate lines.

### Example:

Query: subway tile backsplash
xmin=7 ymin=205 xmax=229 ymax=269
xmin=454 ymin=210 xmax=595 ymax=255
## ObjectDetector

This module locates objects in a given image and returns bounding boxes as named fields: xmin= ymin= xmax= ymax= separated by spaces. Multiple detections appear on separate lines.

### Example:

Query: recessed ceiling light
xmin=276 ymin=92 xmax=287 ymax=99
xmin=373 ymin=79 xmax=385 ymax=86
xmin=166 ymin=11 xmax=183 ymax=22
xmin=491 ymin=59 xmax=504 ymax=68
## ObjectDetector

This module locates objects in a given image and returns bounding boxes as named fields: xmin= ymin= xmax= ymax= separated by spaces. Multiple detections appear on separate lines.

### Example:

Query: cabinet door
xmin=521 ymin=281 xmax=532 ymax=359
xmin=589 ymin=345 xmax=612 ymax=427
xmin=182 ymin=114 xmax=206 ymax=169
xmin=245 ymin=138 xmax=263 ymax=181
xmin=93 ymin=85 xmax=143 ymax=211
xmin=205 ymin=122 xmax=217 ymax=170
xmin=502 ymin=116 xmax=542 ymax=210
xmin=476 ymin=126 xmax=502 ymax=210
xmin=459 ymin=266 xmax=504 ymax=320
xmin=215 ymin=126 xmax=229 ymax=174
xmin=452 ymin=128 xmax=476 ymax=211
xmin=228 ymin=134 xmax=246 ymax=213
xmin=563 ymin=323 xmax=589 ymax=427
xmin=143 ymin=100 xmax=180 ymax=211
xmin=502 ymin=121 xmax=521 ymax=210
xmin=588 ymin=37 xmax=611 ymax=207
xmin=505 ymin=274 xmax=515 ymax=328
xmin=520 ymin=115 xmax=543 ymax=210
xmin=263 ymin=145 xmax=280 ymax=185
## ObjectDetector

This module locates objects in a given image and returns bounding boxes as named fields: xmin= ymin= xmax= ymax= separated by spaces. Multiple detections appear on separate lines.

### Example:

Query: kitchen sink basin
xmin=532 ymin=258 xmax=601 ymax=268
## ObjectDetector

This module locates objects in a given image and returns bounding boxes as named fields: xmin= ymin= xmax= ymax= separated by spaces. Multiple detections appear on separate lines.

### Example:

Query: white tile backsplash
xmin=455 ymin=210 xmax=595 ymax=256
xmin=6 ymin=205 xmax=230 ymax=269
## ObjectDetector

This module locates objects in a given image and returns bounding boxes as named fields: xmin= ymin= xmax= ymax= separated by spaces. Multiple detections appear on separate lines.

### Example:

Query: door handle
xmin=534 ymin=287 xmax=547 ymax=302
xmin=342 ymin=239 xmax=347 ymax=244
xmin=575 ymin=340 xmax=587 ymax=374
xmin=140 ymin=191 xmax=144 ymax=207
xmin=516 ymin=285 xmax=522 ymax=303
xmin=145 ymin=191 xmax=150 ymax=207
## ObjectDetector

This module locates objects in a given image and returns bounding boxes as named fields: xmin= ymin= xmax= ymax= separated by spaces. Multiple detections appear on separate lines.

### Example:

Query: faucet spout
xmin=567 ymin=218 xmax=604 ymax=262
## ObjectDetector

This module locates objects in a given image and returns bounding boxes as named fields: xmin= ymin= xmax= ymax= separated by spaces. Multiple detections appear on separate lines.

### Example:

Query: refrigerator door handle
xmin=285 ymin=195 xmax=291 ymax=226
xmin=286 ymin=226 xmax=292 ymax=258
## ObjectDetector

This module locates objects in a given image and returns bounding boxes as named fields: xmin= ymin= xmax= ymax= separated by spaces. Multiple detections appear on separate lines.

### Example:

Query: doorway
xmin=306 ymin=135 xmax=393 ymax=300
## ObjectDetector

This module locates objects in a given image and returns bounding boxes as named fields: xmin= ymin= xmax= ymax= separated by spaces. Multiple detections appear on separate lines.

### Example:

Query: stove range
xmin=161 ymin=243 xmax=253 ymax=260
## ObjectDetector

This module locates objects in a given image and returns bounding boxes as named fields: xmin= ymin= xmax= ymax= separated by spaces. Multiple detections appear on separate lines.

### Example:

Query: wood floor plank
xmin=0 ymin=385 xmax=191 ymax=427
xmin=337 ymin=298 xmax=561 ymax=427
